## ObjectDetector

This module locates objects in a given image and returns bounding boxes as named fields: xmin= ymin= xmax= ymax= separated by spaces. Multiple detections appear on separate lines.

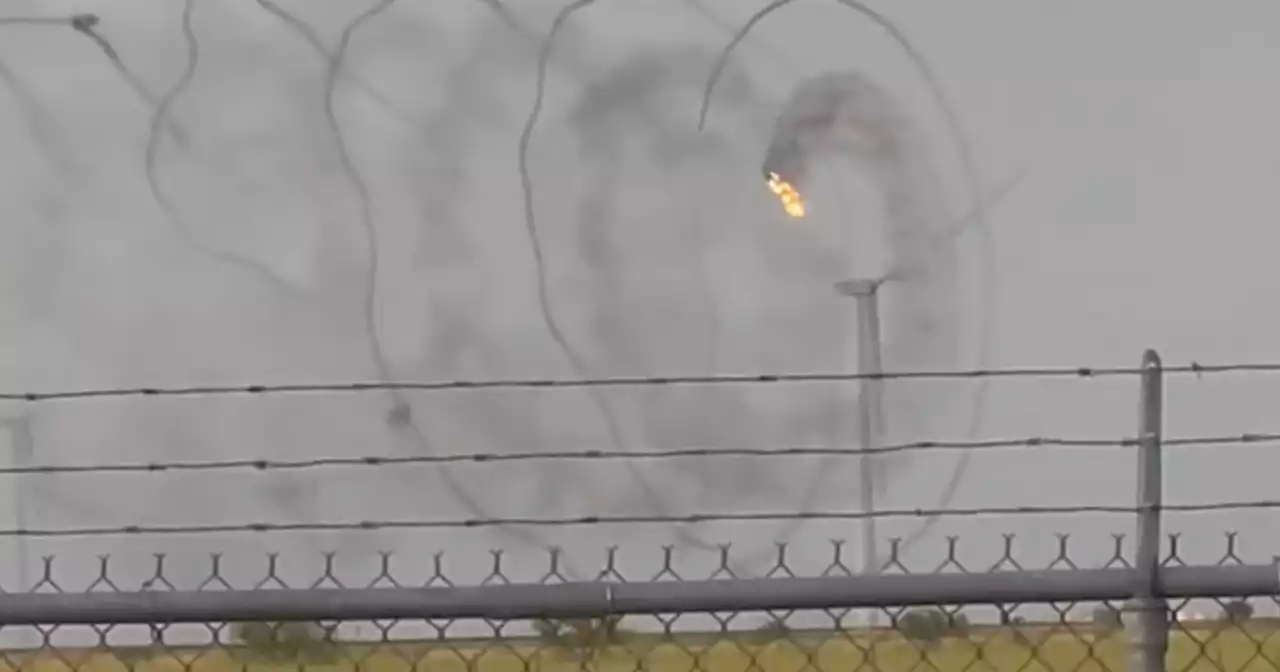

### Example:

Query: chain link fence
xmin=0 ymin=533 xmax=1273 ymax=672
xmin=0 ymin=349 xmax=1268 ymax=671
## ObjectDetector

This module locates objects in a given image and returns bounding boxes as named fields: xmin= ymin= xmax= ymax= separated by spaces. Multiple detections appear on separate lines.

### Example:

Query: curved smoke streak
xmin=146 ymin=0 xmax=305 ymax=295
xmin=254 ymin=0 xmax=428 ymax=134
xmin=315 ymin=0 xmax=602 ymax=577
xmin=443 ymin=1 xmax=808 ymax=577
xmin=70 ymin=14 xmax=187 ymax=148
xmin=768 ymin=70 xmax=962 ymax=438
xmin=554 ymin=45 xmax=849 ymax=574
xmin=518 ymin=2 xmax=986 ymax=575
xmin=704 ymin=1 xmax=995 ymax=559
xmin=522 ymin=1 xmax=832 ymax=576
xmin=244 ymin=1 xmax=778 ymax=580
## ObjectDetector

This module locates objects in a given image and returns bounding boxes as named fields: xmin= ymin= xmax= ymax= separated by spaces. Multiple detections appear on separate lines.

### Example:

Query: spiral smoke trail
xmin=702 ymin=1 xmax=997 ymax=562
xmin=303 ymin=0 xmax=615 ymax=579
xmin=557 ymin=45 xmax=807 ymax=575
xmin=755 ymin=73 xmax=966 ymax=571
xmin=520 ymin=0 xmax=840 ymax=577
xmin=520 ymin=1 xmax=1005 ymax=575
xmin=242 ymin=0 xmax=783 ymax=581
xmin=405 ymin=0 xmax=831 ymax=580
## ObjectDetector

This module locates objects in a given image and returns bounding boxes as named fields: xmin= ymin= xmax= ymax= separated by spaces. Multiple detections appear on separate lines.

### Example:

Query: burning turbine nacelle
xmin=765 ymin=171 xmax=805 ymax=218
xmin=760 ymin=73 xmax=902 ymax=221
xmin=761 ymin=126 xmax=809 ymax=219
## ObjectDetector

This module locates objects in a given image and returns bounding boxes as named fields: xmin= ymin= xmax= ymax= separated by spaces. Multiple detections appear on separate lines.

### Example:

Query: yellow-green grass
xmin=7 ymin=627 xmax=1279 ymax=672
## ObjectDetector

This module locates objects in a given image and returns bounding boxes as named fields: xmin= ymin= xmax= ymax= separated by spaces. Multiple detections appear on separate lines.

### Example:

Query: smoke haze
xmin=0 ymin=1 xmax=1275 ymax=628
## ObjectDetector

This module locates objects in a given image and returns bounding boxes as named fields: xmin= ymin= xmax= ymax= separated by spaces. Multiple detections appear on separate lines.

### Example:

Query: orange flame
xmin=766 ymin=172 xmax=806 ymax=218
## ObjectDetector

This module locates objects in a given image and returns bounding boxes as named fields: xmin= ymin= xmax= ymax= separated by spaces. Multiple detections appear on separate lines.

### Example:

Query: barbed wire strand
xmin=0 ymin=501 xmax=1272 ymax=539
xmin=1 ymin=433 xmax=1273 ymax=477
xmin=0 ymin=360 xmax=1264 ymax=403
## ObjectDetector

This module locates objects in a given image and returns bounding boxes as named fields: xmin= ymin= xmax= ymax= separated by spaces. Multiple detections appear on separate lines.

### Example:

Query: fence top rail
xmin=0 ymin=565 xmax=1273 ymax=625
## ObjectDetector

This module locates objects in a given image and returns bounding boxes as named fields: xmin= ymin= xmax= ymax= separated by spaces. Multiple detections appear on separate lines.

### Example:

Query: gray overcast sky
xmin=0 ymin=0 xmax=1272 ymax=607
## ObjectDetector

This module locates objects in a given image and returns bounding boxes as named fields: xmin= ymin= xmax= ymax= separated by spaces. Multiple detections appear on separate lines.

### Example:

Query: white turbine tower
xmin=760 ymin=72 xmax=969 ymax=639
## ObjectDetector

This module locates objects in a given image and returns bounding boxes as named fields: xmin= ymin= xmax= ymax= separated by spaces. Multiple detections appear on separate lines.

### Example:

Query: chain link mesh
xmin=0 ymin=533 xmax=1264 ymax=672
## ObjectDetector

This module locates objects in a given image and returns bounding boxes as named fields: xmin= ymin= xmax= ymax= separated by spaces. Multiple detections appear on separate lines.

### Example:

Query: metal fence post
xmin=1131 ymin=348 xmax=1168 ymax=672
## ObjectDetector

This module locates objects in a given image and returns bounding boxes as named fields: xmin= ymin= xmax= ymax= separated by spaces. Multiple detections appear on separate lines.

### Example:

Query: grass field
xmin=4 ymin=627 xmax=1280 ymax=672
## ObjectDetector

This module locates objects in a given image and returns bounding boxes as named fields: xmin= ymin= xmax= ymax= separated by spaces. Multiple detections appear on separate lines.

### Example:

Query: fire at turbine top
xmin=766 ymin=172 xmax=806 ymax=218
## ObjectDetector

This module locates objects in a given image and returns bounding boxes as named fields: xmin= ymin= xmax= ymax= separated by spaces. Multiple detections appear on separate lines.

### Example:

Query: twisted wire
xmin=0 ymin=501 xmax=1271 ymax=539
xmin=0 ymin=359 xmax=1265 ymax=402
xmin=0 ymin=433 xmax=1270 ymax=477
